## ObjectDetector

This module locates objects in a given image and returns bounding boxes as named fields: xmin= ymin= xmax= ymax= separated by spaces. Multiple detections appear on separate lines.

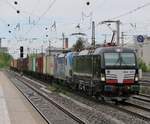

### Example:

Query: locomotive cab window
xmin=120 ymin=53 xmax=136 ymax=66
xmin=104 ymin=52 xmax=136 ymax=67
xmin=104 ymin=53 xmax=120 ymax=66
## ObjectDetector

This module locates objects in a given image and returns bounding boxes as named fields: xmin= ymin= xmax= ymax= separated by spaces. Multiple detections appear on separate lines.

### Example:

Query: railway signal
xmin=20 ymin=46 xmax=24 ymax=58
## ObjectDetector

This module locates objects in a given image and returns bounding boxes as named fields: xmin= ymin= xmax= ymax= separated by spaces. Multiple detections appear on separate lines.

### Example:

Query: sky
xmin=0 ymin=0 xmax=150 ymax=58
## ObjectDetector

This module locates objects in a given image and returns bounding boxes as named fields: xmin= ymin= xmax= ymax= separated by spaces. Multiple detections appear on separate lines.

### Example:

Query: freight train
xmin=10 ymin=47 xmax=140 ymax=102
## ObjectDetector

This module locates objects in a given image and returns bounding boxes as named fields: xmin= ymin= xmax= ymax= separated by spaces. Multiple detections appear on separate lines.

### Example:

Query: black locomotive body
xmin=72 ymin=47 xmax=140 ymax=101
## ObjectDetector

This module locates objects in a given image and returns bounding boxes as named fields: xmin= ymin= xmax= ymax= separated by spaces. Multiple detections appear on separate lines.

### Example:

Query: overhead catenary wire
xmin=110 ymin=2 xmax=150 ymax=20
xmin=24 ymin=0 xmax=57 ymax=36
xmin=0 ymin=0 xmax=34 ymax=41
xmin=30 ymin=0 xmax=41 ymax=17
xmin=1 ymin=0 xmax=40 ymax=18
xmin=0 ymin=0 xmax=57 ymax=42
xmin=1 ymin=0 xmax=56 ymax=24
xmin=121 ymin=22 xmax=150 ymax=36
xmin=79 ymin=0 xmax=108 ymax=34
xmin=96 ymin=2 xmax=150 ymax=43
xmin=0 ymin=16 xmax=19 ymax=41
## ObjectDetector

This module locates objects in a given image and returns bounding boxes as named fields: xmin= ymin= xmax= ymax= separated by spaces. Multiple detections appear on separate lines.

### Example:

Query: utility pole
xmin=49 ymin=40 xmax=51 ymax=55
xmin=36 ymin=49 xmax=37 ymax=57
xmin=27 ymin=47 xmax=30 ymax=56
xmin=62 ymin=33 xmax=65 ymax=49
xmin=91 ymin=21 xmax=95 ymax=48
xmin=116 ymin=20 xmax=120 ymax=46
xmin=103 ymin=34 xmax=107 ymax=43
xmin=121 ymin=32 xmax=125 ymax=47
xmin=41 ymin=45 xmax=43 ymax=54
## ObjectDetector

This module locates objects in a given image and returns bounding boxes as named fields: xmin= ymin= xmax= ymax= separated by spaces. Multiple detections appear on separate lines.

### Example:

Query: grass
xmin=48 ymin=83 xmax=72 ymax=96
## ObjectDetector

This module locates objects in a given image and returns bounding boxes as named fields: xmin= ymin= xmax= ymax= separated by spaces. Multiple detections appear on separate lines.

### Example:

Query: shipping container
xmin=13 ymin=59 xmax=17 ymax=68
xmin=46 ymin=55 xmax=55 ymax=76
xmin=65 ymin=52 xmax=74 ymax=78
xmin=28 ymin=54 xmax=36 ymax=72
xmin=43 ymin=56 xmax=46 ymax=74
xmin=22 ymin=58 xmax=28 ymax=71
xmin=28 ymin=57 xmax=32 ymax=71
xmin=32 ymin=57 xmax=36 ymax=72
xmin=15 ymin=58 xmax=28 ymax=71
xmin=36 ymin=54 xmax=43 ymax=73
xmin=17 ymin=59 xmax=21 ymax=70
xmin=54 ymin=54 xmax=66 ymax=80
xmin=10 ymin=59 xmax=14 ymax=67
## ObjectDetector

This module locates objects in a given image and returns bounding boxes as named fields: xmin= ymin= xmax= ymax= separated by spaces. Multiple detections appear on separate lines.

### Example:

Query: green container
xmin=46 ymin=55 xmax=55 ymax=76
xmin=28 ymin=54 xmax=36 ymax=71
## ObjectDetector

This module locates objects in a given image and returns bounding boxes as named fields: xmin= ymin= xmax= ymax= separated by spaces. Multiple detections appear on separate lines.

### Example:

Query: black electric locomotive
xmin=72 ymin=47 xmax=140 ymax=101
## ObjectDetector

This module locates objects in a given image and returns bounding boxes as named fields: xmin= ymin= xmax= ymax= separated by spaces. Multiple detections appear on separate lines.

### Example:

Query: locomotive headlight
xmin=101 ymin=74 xmax=105 ymax=81
xmin=135 ymin=75 xmax=139 ymax=81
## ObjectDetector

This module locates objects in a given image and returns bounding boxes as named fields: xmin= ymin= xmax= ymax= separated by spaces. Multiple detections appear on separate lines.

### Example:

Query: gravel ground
xmin=129 ymin=97 xmax=150 ymax=109
xmin=47 ymin=91 xmax=149 ymax=124
xmin=140 ymin=85 xmax=150 ymax=94
xmin=7 ymin=72 xmax=79 ymax=124
xmin=7 ymin=70 xmax=150 ymax=124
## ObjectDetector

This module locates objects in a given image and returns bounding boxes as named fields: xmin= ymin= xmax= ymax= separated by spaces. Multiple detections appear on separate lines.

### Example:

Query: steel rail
xmin=15 ymin=75 xmax=86 ymax=124
xmin=8 ymin=70 xmax=150 ymax=123
xmin=11 ymin=78 xmax=52 ymax=124
xmin=115 ymin=105 xmax=150 ymax=121
xmin=104 ymin=101 xmax=150 ymax=122
xmin=132 ymin=95 xmax=150 ymax=103
xmin=139 ymin=93 xmax=150 ymax=98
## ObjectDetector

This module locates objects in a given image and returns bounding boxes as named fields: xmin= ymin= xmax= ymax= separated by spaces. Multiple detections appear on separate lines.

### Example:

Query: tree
xmin=72 ymin=37 xmax=85 ymax=52
xmin=138 ymin=58 xmax=148 ymax=72
xmin=0 ymin=53 xmax=12 ymax=68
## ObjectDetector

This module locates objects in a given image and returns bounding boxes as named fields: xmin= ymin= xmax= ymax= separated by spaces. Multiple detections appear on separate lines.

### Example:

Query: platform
xmin=0 ymin=71 xmax=47 ymax=124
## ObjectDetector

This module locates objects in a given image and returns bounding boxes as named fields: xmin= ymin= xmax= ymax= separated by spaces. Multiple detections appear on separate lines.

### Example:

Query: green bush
xmin=138 ymin=58 xmax=150 ymax=72
xmin=0 ymin=53 xmax=12 ymax=69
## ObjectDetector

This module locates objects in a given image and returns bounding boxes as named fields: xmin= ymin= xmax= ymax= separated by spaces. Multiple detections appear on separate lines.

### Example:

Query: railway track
xmin=132 ymin=94 xmax=150 ymax=103
xmin=111 ymin=94 xmax=150 ymax=122
xmin=140 ymin=74 xmax=150 ymax=86
xmin=140 ymin=80 xmax=150 ymax=86
xmin=113 ymin=103 xmax=150 ymax=122
xmin=16 ymin=75 xmax=150 ymax=122
xmin=8 ymin=71 xmax=150 ymax=123
xmin=139 ymin=93 xmax=150 ymax=98
xmin=8 ymin=72 xmax=86 ymax=124
xmin=84 ymin=92 xmax=150 ymax=122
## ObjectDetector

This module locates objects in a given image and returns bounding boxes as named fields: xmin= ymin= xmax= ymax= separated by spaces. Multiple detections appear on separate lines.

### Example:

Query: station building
xmin=126 ymin=35 xmax=150 ymax=65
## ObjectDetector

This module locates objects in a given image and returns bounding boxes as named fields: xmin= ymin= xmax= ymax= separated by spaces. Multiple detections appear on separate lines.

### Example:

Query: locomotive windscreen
xmin=104 ymin=52 xmax=136 ymax=67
